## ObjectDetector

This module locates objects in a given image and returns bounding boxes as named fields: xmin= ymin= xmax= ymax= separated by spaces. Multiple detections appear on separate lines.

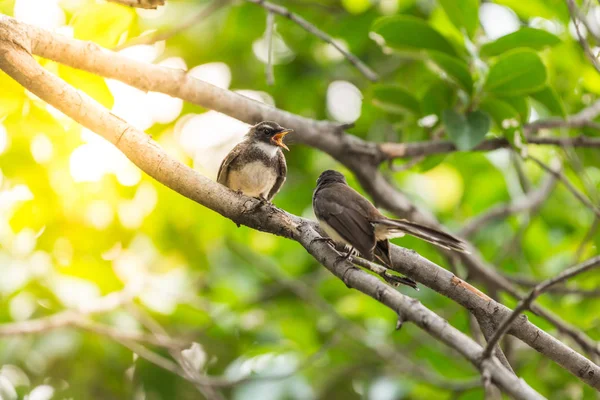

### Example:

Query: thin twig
xmin=576 ymin=217 xmax=599 ymax=262
xmin=461 ymin=165 xmax=558 ymax=238
xmin=245 ymin=0 xmax=378 ymax=81
xmin=481 ymin=255 xmax=600 ymax=360
xmin=526 ymin=155 xmax=600 ymax=218
xmin=379 ymin=134 xmax=600 ymax=160
xmin=265 ymin=11 xmax=275 ymax=85
xmin=116 ymin=0 xmax=228 ymax=50
xmin=107 ymin=0 xmax=165 ymax=9
xmin=566 ymin=0 xmax=600 ymax=73
xmin=503 ymin=273 xmax=600 ymax=297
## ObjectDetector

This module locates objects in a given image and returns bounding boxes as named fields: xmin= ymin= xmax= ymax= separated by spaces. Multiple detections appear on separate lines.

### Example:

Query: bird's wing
xmin=314 ymin=184 xmax=376 ymax=258
xmin=266 ymin=149 xmax=287 ymax=200
xmin=217 ymin=142 xmax=244 ymax=186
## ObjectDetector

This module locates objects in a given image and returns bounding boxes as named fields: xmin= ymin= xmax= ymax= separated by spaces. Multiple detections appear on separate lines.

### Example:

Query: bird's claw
xmin=310 ymin=236 xmax=336 ymax=248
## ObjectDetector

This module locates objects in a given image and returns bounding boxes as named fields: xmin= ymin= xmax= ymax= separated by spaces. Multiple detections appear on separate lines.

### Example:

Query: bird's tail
xmin=375 ymin=218 xmax=469 ymax=253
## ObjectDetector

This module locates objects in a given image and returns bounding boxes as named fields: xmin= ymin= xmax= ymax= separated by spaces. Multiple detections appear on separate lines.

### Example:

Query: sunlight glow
xmin=188 ymin=62 xmax=232 ymax=89
xmin=314 ymin=39 xmax=348 ymax=63
xmin=327 ymin=80 xmax=363 ymax=123
xmin=69 ymin=129 xmax=142 ymax=186
xmin=252 ymin=33 xmax=295 ymax=65
xmin=479 ymin=4 xmax=520 ymax=40
xmin=85 ymin=201 xmax=114 ymax=230
xmin=0 ymin=123 xmax=9 ymax=155
xmin=30 ymin=134 xmax=54 ymax=164
xmin=405 ymin=165 xmax=464 ymax=212
xmin=51 ymin=275 xmax=101 ymax=309
xmin=14 ymin=0 xmax=65 ymax=30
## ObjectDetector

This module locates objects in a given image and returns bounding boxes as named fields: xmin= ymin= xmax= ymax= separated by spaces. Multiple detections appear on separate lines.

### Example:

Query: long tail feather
xmin=375 ymin=219 xmax=469 ymax=253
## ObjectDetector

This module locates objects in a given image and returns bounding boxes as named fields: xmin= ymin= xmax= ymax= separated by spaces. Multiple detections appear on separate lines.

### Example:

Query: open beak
xmin=271 ymin=129 xmax=292 ymax=151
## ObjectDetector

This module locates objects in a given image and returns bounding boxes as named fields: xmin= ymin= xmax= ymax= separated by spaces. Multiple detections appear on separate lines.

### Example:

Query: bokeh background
xmin=0 ymin=0 xmax=599 ymax=399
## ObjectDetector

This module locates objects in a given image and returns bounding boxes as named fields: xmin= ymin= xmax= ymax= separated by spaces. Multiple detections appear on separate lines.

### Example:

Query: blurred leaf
xmin=421 ymin=81 xmax=456 ymax=117
xmin=479 ymin=97 xmax=520 ymax=130
xmin=372 ymin=15 xmax=457 ymax=56
xmin=480 ymin=28 xmax=561 ymax=57
xmin=484 ymin=49 xmax=547 ymax=96
xmin=428 ymin=51 xmax=473 ymax=93
xmin=530 ymin=86 xmax=566 ymax=117
xmin=0 ymin=70 xmax=25 ymax=118
xmin=341 ymin=0 xmax=372 ymax=14
xmin=494 ymin=0 xmax=569 ymax=20
xmin=443 ymin=109 xmax=491 ymax=150
xmin=438 ymin=0 xmax=479 ymax=37
xmin=71 ymin=3 xmax=134 ymax=48
xmin=499 ymin=95 xmax=529 ymax=122
xmin=372 ymin=85 xmax=421 ymax=115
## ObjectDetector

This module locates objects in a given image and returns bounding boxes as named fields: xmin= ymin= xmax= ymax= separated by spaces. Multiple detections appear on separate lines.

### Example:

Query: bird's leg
xmin=257 ymin=195 xmax=271 ymax=205
xmin=309 ymin=236 xmax=337 ymax=249
xmin=332 ymin=246 xmax=358 ymax=289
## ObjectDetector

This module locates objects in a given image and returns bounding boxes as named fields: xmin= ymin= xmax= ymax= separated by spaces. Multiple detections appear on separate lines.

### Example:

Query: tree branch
xmin=245 ymin=0 xmax=379 ymax=81
xmin=115 ymin=0 xmax=228 ymax=50
xmin=107 ymin=0 xmax=165 ymax=9
xmin=379 ymin=134 xmax=600 ymax=160
xmin=461 ymin=165 xmax=559 ymax=238
xmin=481 ymin=256 xmax=600 ymax=360
xmin=526 ymin=155 xmax=600 ymax=218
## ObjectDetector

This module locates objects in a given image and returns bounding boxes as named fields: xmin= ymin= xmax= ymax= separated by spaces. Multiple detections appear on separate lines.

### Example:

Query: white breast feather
xmin=254 ymin=141 xmax=279 ymax=158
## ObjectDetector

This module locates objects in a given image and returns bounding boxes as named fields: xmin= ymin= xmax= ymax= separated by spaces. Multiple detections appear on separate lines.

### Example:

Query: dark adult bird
xmin=217 ymin=121 xmax=292 ymax=202
xmin=312 ymin=170 xmax=468 ymax=267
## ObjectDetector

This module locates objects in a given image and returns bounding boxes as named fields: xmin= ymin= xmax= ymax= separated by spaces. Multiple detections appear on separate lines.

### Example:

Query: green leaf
xmin=530 ymin=86 xmax=566 ymax=117
xmin=372 ymin=85 xmax=421 ymax=114
xmin=438 ymin=0 xmax=479 ymax=37
xmin=480 ymin=27 xmax=561 ymax=57
xmin=494 ymin=0 xmax=569 ymax=21
xmin=421 ymin=81 xmax=456 ymax=117
xmin=428 ymin=51 xmax=473 ymax=93
xmin=71 ymin=3 xmax=135 ymax=48
xmin=479 ymin=98 xmax=520 ymax=129
xmin=0 ymin=70 xmax=25 ymax=118
xmin=372 ymin=16 xmax=457 ymax=56
xmin=484 ymin=49 xmax=547 ymax=96
xmin=443 ymin=109 xmax=491 ymax=150
xmin=500 ymin=96 xmax=529 ymax=122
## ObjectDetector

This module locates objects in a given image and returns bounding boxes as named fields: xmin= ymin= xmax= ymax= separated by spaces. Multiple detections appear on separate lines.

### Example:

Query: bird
xmin=312 ymin=170 xmax=468 ymax=270
xmin=217 ymin=121 xmax=292 ymax=202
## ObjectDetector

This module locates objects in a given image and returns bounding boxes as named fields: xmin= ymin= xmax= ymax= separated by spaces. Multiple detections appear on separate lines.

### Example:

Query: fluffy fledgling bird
xmin=312 ymin=170 xmax=468 ymax=268
xmin=217 ymin=121 xmax=292 ymax=202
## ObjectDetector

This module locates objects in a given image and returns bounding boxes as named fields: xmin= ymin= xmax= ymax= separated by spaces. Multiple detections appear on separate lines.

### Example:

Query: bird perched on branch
xmin=218 ymin=121 xmax=292 ymax=202
xmin=312 ymin=170 xmax=468 ymax=269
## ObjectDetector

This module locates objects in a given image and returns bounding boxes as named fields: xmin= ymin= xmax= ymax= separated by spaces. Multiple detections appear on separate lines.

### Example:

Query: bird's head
xmin=316 ymin=170 xmax=347 ymax=187
xmin=247 ymin=121 xmax=292 ymax=151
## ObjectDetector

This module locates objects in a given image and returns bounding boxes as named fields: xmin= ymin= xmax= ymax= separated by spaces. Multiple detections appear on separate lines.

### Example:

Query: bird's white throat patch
xmin=254 ymin=141 xmax=279 ymax=158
